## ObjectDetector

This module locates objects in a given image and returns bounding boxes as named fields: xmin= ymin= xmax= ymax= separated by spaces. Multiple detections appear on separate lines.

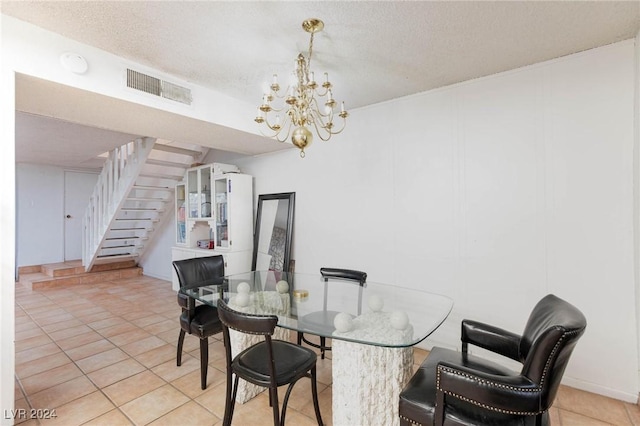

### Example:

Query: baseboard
xmin=140 ymin=271 xmax=171 ymax=283
xmin=561 ymin=376 xmax=638 ymax=404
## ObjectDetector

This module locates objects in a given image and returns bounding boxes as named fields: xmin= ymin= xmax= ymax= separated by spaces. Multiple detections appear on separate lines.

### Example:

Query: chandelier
xmin=255 ymin=18 xmax=348 ymax=158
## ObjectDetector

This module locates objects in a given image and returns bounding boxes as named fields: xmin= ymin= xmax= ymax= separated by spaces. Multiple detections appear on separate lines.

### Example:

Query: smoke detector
xmin=60 ymin=52 xmax=88 ymax=74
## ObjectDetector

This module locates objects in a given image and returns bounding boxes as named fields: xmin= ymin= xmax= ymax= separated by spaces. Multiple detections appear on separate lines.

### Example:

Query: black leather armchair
xmin=173 ymin=256 xmax=225 ymax=390
xmin=399 ymin=294 xmax=586 ymax=426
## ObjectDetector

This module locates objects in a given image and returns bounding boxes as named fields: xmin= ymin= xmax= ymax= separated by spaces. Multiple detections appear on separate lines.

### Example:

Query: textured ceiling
xmin=3 ymin=1 xmax=640 ymax=167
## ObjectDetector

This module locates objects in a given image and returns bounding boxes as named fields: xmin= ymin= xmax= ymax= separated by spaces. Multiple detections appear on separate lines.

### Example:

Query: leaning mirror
xmin=252 ymin=192 xmax=295 ymax=273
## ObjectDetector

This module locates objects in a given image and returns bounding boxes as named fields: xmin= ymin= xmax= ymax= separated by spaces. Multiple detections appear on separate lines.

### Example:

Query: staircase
xmin=83 ymin=137 xmax=204 ymax=271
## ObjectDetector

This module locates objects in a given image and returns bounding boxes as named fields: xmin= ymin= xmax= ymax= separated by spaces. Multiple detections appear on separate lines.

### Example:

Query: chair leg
xmin=200 ymin=337 xmax=208 ymax=390
xmin=281 ymin=383 xmax=295 ymax=425
xmin=320 ymin=336 xmax=326 ymax=359
xmin=271 ymin=386 xmax=280 ymax=426
xmin=223 ymin=374 xmax=240 ymax=426
xmin=177 ymin=329 xmax=185 ymax=366
xmin=310 ymin=366 xmax=323 ymax=426
xmin=297 ymin=331 xmax=302 ymax=345
xmin=435 ymin=389 xmax=445 ymax=426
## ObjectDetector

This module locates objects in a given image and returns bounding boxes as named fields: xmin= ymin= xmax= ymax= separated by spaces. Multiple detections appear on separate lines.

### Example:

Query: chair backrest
xmin=320 ymin=267 xmax=367 ymax=286
xmin=173 ymin=256 xmax=225 ymax=312
xmin=519 ymin=294 xmax=586 ymax=409
xmin=173 ymin=256 xmax=225 ymax=290
xmin=319 ymin=267 xmax=367 ymax=315
xmin=217 ymin=299 xmax=278 ymax=335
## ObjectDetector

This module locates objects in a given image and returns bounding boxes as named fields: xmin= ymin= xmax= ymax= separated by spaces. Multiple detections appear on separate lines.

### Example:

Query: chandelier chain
xmin=307 ymin=31 xmax=314 ymax=72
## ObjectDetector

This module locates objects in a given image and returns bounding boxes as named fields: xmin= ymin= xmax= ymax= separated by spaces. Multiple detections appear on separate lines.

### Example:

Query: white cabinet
xmin=175 ymin=182 xmax=187 ymax=245
xmin=186 ymin=165 xmax=212 ymax=220
xmin=213 ymin=174 xmax=253 ymax=251
xmin=171 ymin=163 xmax=252 ymax=291
xmin=184 ymin=163 xmax=238 ymax=221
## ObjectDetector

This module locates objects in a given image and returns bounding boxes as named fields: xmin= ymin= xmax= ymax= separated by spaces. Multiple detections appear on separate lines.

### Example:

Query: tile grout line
xmin=16 ymin=279 xmax=225 ymax=426
xmin=16 ymin=285 xmax=126 ymax=425
xmin=15 ymin=281 xmax=169 ymax=426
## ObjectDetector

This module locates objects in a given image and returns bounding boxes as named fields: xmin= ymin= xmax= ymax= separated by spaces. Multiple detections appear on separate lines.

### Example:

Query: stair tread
xmin=96 ymin=253 xmax=140 ymax=259
xmin=152 ymin=143 xmax=202 ymax=158
xmin=20 ymin=266 xmax=144 ymax=289
xmin=133 ymin=183 xmax=173 ymax=191
xmin=18 ymin=260 xmax=141 ymax=282
xmin=121 ymin=207 xmax=159 ymax=210
xmin=105 ymin=236 xmax=142 ymax=240
xmin=132 ymin=185 xmax=172 ymax=190
xmin=138 ymin=173 xmax=184 ymax=180
xmin=19 ymin=272 xmax=49 ymax=282
xmin=145 ymin=158 xmax=190 ymax=168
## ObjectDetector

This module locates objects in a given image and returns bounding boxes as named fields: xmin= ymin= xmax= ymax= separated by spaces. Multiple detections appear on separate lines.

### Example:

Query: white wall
xmin=14 ymin=165 xmax=103 ymax=269
xmin=138 ymin=209 xmax=175 ymax=282
xmin=232 ymin=41 xmax=639 ymax=402
xmin=15 ymin=164 xmax=66 ymax=267
xmin=0 ymin=57 xmax=16 ymax=426
xmin=635 ymin=28 xmax=640 ymax=397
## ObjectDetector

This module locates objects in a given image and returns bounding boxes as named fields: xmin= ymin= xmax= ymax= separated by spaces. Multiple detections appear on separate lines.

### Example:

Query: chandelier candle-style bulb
xmin=254 ymin=18 xmax=348 ymax=157
xmin=271 ymin=74 xmax=280 ymax=92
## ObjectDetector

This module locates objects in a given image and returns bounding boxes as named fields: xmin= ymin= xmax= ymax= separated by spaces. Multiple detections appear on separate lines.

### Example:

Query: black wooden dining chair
xmin=399 ymin=294 xmax=587 ymax=426
xmin=297 ymin=267 xmax=367 ymax=359
xmin=173 ymin=256 xmax=225 ymax=390
xmin=217 ymin=299 xmax=324 ymax=426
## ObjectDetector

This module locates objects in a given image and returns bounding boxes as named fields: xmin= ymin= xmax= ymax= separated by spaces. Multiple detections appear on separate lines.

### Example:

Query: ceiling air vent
xmin=126 ymin=69 xmax=192 ymax=105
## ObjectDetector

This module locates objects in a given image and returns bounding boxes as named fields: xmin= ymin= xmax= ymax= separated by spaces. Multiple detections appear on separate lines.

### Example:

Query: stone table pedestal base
xmin=332 ymin=340 xmax=413 ymax=426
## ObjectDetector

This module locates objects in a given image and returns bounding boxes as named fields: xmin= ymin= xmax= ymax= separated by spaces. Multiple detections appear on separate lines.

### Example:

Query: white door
xmin=64 ymin=171 xmax=98 ymax=261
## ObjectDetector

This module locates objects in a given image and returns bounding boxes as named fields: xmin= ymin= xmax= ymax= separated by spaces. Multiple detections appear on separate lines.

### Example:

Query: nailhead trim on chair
xmin=441 ymin=389 xmax=546 ymax=416
xmin=226 ymin=327 xmax=268 ymax=336
xmin=399 ymin=414 xmax=423 ymax=425
xmin=438 ymin=365 xmax=541 ymax=393
xmin=434 ymin=328 xmax=581 ymax=416
xmin=218 ymin=303 xmax=276 ymax=336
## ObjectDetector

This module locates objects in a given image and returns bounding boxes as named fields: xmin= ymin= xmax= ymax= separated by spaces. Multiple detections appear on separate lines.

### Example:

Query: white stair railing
xmin=82 ymin=137 xmax=156 ymax=271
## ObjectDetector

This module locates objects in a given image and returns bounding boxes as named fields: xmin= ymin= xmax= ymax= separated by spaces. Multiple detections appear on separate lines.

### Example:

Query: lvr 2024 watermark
xmin=4 ymin=409 xmax=57 ymax=420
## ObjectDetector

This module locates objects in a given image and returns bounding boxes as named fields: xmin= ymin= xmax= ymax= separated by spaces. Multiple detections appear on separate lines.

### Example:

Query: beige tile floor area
xmin=13 ymin=274 xmax=640 ymax=426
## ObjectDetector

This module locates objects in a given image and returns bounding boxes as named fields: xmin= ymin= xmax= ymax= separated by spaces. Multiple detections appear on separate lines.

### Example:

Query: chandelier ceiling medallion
xmin=255 ymin=18 xmax=348 ymax=157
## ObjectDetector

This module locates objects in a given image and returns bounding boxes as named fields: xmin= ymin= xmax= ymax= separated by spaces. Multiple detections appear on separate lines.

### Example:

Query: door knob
xmin=66 ymin=214 xmax=72 ymax=219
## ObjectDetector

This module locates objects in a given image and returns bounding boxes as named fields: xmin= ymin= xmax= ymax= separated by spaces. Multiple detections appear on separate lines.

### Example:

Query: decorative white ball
xmin=333 ymin=312 xmax=354 ymax=333
xmin=276 ymin=280 xmax=289 ymax=294
xmin=235 ymin=292 xmax=250 ymax=307
xmin=237 ymin=282 xmax=250 ymax=294
xmin=390 ymin=310 xmax=409 ymax=330
xmin=368 ymin=294 xmax=384 ymax=312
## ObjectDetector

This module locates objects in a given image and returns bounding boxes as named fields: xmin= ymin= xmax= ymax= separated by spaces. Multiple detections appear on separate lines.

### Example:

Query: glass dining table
xmin=181 ymin=270 xmax=453 ymax=426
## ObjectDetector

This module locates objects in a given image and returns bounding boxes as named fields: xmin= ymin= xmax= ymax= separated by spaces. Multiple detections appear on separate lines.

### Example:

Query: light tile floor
xmin=13 ymin=274 xmax=640 ymax=425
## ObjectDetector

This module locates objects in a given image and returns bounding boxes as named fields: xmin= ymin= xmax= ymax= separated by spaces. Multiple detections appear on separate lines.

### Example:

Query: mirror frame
xmin=251 ymin=192 xmax=295 ymax=272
